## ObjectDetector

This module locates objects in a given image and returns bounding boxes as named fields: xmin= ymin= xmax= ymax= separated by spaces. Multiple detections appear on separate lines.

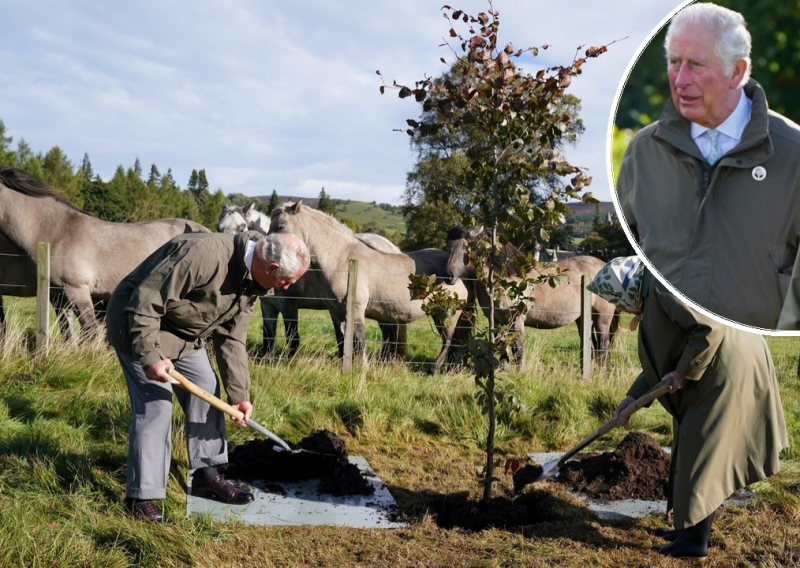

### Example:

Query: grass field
xmin=0 ymin=297 xmax=799 ymax=567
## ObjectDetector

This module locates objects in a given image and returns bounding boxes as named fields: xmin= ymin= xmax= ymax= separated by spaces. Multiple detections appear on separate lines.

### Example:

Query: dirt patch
xmin=432 ymin=487 xmax=569 ymax=530
xmin=224 ymin=429 xmax=375 ymax=496
xmin=555 ymin=432 xmax=670 ymax=501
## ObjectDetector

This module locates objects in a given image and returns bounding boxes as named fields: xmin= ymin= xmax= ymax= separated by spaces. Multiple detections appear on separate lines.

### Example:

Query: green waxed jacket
xmin=616 ymin=80 xmax=800 ymax=330
xmin=106 ymin=231 xmax=266 ymax=404
xmin=628 ymin=272 xmax=788 ymax=529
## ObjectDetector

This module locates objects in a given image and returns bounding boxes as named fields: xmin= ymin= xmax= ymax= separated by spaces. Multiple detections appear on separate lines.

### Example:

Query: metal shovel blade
xmin=532 ymin=460 xmax=561 ymax=483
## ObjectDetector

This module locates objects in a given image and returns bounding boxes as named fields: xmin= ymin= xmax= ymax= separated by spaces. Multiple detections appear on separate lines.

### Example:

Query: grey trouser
xmin=118 ymin=349 xmax=228 ymax=500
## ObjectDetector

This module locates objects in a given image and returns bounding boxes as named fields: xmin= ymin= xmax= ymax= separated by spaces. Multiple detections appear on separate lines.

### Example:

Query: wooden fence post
xmin=580 ymin=274 xmax=592 ymax=378
xmin=36 ymin=241 xmax=50 ymax=355
xmin=342 ymin=259 xmax=358 ymax=372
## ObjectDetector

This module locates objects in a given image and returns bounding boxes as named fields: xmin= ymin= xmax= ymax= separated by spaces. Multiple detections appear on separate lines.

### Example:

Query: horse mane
xmin=0 ymin=167 xmax=82 ymax=211
xmin=447 ymin=223 xmax=526 ymax=278
xmin=280 ymin=200 xmax=357 ymax=240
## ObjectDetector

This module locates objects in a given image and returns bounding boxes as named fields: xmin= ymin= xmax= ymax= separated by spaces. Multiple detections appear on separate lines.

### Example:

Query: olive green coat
xmin=106 ymin=231 xmax=266 ymax=404
xmin=616 ymin=80 xmax=800 ymax=330
xmin=627 ymin=272 xmax=788 ymax=529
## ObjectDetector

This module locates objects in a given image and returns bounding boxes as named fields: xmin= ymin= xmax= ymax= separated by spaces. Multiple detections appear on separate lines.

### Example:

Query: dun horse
xmin=218 ymin=202 xmax=411 ymax=358
xmin=268 ymin=200 xmax=469 ymax=370
xmin=445 ymin=225 xmax=619 ymax=368
xmin=0 ymin=167 xmax=208 ymax=338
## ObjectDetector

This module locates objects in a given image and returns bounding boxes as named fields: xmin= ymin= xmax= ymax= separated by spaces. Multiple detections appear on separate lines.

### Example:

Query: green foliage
xmin=383 ymin=3 xmax=607 ymax=501
xmin=576 ymin=205 xmax=634 ymax=261
xmin=317 ymin=186 xmax=337 ymax=216
xmin=616 ymin=1 xmax=800 ymax=131
xmin=268 ymin=189 xmax=280 ymax=212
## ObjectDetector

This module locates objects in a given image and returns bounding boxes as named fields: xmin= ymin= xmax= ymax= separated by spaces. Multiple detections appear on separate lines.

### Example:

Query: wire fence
xmin=1 ymin=247 xmax=799 ymax=378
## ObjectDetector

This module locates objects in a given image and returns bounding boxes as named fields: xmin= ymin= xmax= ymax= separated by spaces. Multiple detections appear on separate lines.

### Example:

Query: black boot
xmin=653 ymin=512 xmax=714 ymax=559
xmin=653 ymin=526 xmax=680 ymax=541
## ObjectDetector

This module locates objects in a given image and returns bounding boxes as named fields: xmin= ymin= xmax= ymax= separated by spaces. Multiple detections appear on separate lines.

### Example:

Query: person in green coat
xmin=106 ymin=230 xmax=310 ymax=523
xmin=615 ymin=2 xmax=800 ymax=330
xmin=588 ymin=257 xmax=789 ymax=560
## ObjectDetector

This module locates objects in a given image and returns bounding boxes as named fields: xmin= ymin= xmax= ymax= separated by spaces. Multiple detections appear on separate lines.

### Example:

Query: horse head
xmin=217 ymin=204 xmax=248 ymax=234
xmin=445 ymin=224 xmax=484 ymax=285
xmin=269 ymin=199 xmax=303 ymax=234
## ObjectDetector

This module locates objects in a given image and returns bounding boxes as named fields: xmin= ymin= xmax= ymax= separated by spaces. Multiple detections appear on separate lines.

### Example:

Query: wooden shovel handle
xmin=554 ymin=376 xmax=674 ymax=469
xmin=168 ymin=369 xmax=245 ymax=421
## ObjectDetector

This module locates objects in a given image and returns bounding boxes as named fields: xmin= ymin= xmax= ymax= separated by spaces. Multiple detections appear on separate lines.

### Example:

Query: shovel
xmin=532 ymin=376 xmax=675 ymax=483
xmin=168 ymin=369 xmax=330 ymax=456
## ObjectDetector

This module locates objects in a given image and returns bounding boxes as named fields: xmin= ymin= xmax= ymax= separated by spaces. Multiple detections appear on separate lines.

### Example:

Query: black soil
xmin=555 ymin=432 xmax=670 ymax=501
xmin=224 ymin=429 xmax=375 ymax=496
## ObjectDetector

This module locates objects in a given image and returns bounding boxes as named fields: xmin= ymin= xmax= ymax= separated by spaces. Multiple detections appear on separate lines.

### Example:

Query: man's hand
xmin=662 ymin=370 xmax=687 ymax=391
xmin=613 ymin=396 xmax=636 ymax=426
xmin=230 ymin=401 xmax=253 ymax=427
xmin=144 ymin=359 xmax=175 ymax=383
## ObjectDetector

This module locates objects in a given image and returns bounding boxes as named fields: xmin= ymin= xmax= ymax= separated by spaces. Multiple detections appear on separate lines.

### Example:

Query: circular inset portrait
xmin=610 ymin=1 xmax=800 ymax=333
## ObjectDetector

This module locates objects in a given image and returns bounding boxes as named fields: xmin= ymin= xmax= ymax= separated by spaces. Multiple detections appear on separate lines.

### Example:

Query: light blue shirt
xmin=691 ymin=89 xmax=752 ymax=161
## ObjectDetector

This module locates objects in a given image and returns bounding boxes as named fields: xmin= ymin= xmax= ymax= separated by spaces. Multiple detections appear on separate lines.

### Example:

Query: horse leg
xmin=50 ymin=291 xmax=78 ymax=341
xmin=283 ymin=299 xmax=300 ymax=357
xmin=0 ymin=294 xmax=5 ymax=336
xmin=259 ymin=296 xmax=279 ymax=357
xmin=590 ymin=311 xmax=609 ymax=369
xmin=69 ymin=288 xmax=100 ymax=341
xmin=378 ymin=322 xmax=396 ymax=360
xmin=513 ymin=316 xmax=525 ymax=369
xmin=432 ymin=310 xmax=459 ymax=374
xmin=331 ymin=313 xmax=345 ymax=358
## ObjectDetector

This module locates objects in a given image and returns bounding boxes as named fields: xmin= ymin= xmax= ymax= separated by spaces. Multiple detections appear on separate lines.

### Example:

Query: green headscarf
xmin=587 ymin=256 xmax=645 ymax=314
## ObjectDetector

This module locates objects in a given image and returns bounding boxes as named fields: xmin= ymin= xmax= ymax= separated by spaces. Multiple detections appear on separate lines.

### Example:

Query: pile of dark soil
xmin=556 ymin=432 xmax=670 ymax=501
xmin=224 ymin=429 xmax=375 ymax=496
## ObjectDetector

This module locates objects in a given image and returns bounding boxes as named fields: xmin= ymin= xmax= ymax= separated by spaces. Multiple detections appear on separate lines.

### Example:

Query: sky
xmin=0 ymin=0 xmax=686 ymax=205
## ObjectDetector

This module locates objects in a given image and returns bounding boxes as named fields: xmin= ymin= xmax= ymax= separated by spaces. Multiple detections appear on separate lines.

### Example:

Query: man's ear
xmin=730 ymin=59 xmax=747 ymax=88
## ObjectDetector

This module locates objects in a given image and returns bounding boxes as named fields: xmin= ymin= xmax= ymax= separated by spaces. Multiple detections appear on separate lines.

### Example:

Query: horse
xmin=218 ymin=202 xmax=411 ymax=358
xmin=0 ymin=167 xmax=209 ymax=338
xmin=268 ymin=200 xmax=471 ymax=370
xmin=445 ymin=225 xmax=620 ymax=368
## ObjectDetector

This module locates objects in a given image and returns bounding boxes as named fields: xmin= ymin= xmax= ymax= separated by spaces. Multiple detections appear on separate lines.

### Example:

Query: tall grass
xmin=1 ymin=296 xmax=799 ymax=567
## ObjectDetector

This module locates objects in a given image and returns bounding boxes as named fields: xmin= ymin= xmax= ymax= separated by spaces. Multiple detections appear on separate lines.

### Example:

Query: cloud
xmin=0 ymin=0 xmax=685 ymax=204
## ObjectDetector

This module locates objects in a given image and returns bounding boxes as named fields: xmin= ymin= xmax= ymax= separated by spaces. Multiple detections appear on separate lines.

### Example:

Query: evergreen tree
xmin=317 ymin=186 xmax=337 ymax=216
xmin=146 ymin=164 xmax=161 ymax=187
xmin=0 ymin=120 xmax=15 ymax=166
xmin=268 ymin=189 xmax=280 ymax=212
xmin=79 ymin=153 xmax=94 ymax=180
xmin=133 ymin=157 xmax=143 ymax=179
xmin=42 ymin=146 xmax=80 ymax=206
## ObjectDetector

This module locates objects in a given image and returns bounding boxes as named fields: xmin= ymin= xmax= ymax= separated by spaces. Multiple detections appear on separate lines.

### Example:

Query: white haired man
xmin=106 ymin=231 xmax=310 ymax=523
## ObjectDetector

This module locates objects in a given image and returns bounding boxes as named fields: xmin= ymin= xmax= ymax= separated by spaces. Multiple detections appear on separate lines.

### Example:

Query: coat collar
xmin=653 ymin=79 xmax=773 ymax=167
xmin=233 ymin=231 xmax=268 ymax=296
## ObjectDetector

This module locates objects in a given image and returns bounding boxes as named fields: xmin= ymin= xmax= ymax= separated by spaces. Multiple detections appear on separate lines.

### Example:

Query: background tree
xmin=41 ymin=146 xmax=81 ymax=206
xmin=317 ymin=186 xmax=337 ymax=216
xmin=268 ymin=189 xmax=280 ymax=212
xmin=0 ymin=120 xmax=15 ymax=166
xmin=400 ymin=64 xmax=585 ymax=250
xmin=383 ymin=3 xmax=605 ymax=502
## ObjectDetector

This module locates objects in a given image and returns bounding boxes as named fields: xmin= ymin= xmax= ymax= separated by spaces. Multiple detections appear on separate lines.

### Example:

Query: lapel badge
xmin=752 ymin=166 xmax=767 ymax=181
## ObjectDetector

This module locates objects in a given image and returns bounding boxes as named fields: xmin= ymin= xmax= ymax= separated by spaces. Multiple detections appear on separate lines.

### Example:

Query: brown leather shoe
xmin=192 ymin=474 xmax=254 ymax=504
xmin=125 ymin=498 xmax=164 ymax=523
